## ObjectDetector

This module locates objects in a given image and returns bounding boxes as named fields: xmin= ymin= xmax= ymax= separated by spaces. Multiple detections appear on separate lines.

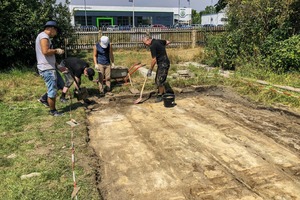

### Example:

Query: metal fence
xmin=65 ymin=27 xmax=225 ymax=50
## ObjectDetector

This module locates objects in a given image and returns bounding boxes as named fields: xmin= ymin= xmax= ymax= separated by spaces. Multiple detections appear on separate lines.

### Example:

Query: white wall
xmin=201 ymin=12 xmax=227 ymax=26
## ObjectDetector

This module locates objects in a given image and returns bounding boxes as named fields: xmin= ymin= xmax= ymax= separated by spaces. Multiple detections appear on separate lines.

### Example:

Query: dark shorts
xmin=155 ymin=63 xmax=170 ymax=86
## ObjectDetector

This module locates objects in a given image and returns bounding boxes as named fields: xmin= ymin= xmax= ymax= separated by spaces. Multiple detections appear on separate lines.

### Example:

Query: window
xmin=75 ymin=16 xmax=92 ymax=26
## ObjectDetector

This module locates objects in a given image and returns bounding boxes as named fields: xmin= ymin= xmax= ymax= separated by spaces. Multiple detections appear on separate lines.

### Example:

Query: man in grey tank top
xmin=35 ymin=20 xmax=65 ymax=116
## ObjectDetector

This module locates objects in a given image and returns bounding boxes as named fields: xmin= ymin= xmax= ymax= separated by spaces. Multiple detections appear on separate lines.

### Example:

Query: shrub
xmin=205 ymin=33 xmax=239 ymax=70
xmin=268 ymin=34 xmax=300 ymax=72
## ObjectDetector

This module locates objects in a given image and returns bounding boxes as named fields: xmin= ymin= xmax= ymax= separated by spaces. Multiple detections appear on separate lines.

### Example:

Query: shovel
xmin=128 ymin=73 xmax=139 ymax=94
xmin=134 ymin=76 xmax=147 ymax=104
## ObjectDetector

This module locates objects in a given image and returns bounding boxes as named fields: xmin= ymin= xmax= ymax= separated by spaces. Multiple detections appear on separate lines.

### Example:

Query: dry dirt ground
xmin=87 ymin=86 xmax=300 ymax=200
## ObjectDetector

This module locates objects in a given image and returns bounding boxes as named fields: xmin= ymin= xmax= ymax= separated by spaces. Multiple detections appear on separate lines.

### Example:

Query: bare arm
xmin=40 ymin=38 xmax=57 ymax=56
xmin=93 ymin=46 xmax=98 ymax=66
xmin=150 ymin=57 xmax=157 ymax=70
xmin=110 ymin=44 xmax=114 ymax=63
xmin=74 ymin=76 xmax=80 ymax=90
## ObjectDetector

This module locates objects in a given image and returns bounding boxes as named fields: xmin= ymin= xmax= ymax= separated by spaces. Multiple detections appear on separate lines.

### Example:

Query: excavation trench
xmin=86 ymin=86 xmax=300 ymax=200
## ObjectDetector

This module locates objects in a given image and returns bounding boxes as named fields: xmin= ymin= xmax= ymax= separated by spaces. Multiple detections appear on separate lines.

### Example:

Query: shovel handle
xmin=128 ymin=73 xmax=133 ymax=87
xmin=139 ymin=76 xmax=147 ymax=99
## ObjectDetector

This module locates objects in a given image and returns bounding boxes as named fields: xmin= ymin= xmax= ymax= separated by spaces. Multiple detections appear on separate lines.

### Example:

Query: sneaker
xmin=99 ymin=92 xmax=105 ymax=97
xmin=60 ymin=97 xmax=68 ymax=103
xmin=49 ymin=110 xmax=64 ymax=117
xmin=104 ymin=86 xmax=111 ymax=93
xmin=105 ymin=92 xmax=114 ymax=96
xmin=155 ymin=95 xmax=163 ymax=103
xmin=38 ymin=99 xmax=49 ymax=107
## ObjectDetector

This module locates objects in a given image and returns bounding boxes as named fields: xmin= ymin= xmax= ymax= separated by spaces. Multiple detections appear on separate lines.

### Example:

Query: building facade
xmin=68 ymin=5 xmax=191 ymax=27
xmin=201 ymin=12 xmax=227 ymax=26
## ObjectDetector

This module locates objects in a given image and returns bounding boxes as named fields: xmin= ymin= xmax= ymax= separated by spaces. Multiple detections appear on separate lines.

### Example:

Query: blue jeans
xmin=39 ymin=70 xmax=65 ymax=98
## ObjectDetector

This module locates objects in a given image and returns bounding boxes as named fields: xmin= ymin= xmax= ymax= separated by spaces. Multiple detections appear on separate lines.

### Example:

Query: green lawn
xmin=0 ymin=68 xmax=100 ymax=199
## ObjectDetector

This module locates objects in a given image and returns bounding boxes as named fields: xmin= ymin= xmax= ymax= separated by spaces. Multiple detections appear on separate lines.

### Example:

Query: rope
xmin=68 ymin=91 xmax=79 ymax=200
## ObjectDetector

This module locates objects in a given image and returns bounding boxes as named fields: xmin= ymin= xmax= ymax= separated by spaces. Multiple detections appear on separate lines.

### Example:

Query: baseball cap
xmin=44 ymin=20 xmax=59 ymax=29
xmin=87 ymin=68 xmax=95 ymax=81
xmin=100 ymin=36 xmax=109 ymax=48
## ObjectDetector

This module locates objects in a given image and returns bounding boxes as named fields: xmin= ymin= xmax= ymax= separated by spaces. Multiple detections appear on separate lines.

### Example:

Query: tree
xmin=200 ymin=6 xmax=216 ymax=16
xmin=0 ymin=0 xmax=73 ymax=69
xmin=215 ymin=0 xmax=228 ymax=12
xmin=206 ymin=0 xmax=298 ymax=70
xmin=191 ymin=9 xmax=201 ymax=24
xmin=288 ymin=0 xmax=300 ymax=34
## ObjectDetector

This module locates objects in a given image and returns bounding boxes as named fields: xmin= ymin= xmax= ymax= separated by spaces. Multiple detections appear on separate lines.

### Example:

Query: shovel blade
xmin=134 ymin=97 xmax=142 ymax=104
xmin=129 ymin=87 xmax=140 ymax=94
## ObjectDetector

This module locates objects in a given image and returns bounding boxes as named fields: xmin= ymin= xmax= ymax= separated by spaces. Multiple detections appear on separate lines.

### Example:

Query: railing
xmin=65 ymin=27 xmax=225 ymax=50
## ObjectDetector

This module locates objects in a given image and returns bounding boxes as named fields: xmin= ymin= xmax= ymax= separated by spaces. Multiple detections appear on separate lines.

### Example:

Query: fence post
xmin=191 ymin=30 xmax=196 ymax=48
xmin=98 ymin=30 xmax=102 ymax=40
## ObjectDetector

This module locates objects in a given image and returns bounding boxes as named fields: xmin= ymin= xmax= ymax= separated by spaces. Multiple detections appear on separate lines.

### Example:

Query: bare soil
xmin=87 ymin=86 xmax=300 ymax=200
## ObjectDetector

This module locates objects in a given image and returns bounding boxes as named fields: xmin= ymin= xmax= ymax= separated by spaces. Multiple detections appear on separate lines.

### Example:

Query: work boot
xmin=155 ymin=94 xmax=163 ymax=103
xmin=104 ymin=86 xmax=111 ymax=93
xmin=38 ymin=98 xmax=49 ymax=107
xmin=49 ymin=110 xmax=64 ymax=117
xmin=60 ymin=97 xmax=68 ymax=103
xmin=99 ymin=89 xmax=105 ymax=97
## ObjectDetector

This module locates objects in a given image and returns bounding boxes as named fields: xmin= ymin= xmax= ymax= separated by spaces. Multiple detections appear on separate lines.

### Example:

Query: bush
xmin=268 ymin=34 xmax=300 ymax=72
xmin=205 ymin=33 xmax=239 ymax=70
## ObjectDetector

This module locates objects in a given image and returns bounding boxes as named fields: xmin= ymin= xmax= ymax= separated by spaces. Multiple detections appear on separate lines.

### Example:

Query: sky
xmin=56 ymin=0 xmax=217 ymax=12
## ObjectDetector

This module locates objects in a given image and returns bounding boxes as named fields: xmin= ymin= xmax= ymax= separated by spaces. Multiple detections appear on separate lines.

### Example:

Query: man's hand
xmin=55 ymin=48 xmax=64 ymax=55
xmin=57 ymin=64 xmax=68 ymax=73
xmin=147 ymin=69 xmax=152 ymax=77
xmin=111 ymin=63 xmax=115 ymax=67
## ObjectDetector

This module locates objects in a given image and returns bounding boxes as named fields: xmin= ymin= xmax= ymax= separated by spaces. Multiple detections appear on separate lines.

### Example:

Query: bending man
xmin=58 ymin=57 xmax=95 ymax=101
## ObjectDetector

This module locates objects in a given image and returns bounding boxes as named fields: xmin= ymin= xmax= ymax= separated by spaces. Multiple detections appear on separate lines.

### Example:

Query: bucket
xmin=163 ymin=93 xmax=176 ymax=108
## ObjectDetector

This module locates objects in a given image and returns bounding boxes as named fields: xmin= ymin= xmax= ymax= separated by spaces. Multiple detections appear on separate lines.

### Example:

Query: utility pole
xmin=84 ymin=0 xmax=87 ymax=26
xmin=133 ymin=0 xmax=135 ymax=28
xmin=178 ymin=0 xmax=180 ymax=24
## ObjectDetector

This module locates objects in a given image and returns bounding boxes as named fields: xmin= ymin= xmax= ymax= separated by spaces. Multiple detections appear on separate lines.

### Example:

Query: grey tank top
xmin=35 ymin=32 xmax=56 ymax=71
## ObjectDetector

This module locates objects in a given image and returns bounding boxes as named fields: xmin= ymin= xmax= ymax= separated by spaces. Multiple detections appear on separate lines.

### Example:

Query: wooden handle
xmin=139 ymin=76 xmax=147 ymax=98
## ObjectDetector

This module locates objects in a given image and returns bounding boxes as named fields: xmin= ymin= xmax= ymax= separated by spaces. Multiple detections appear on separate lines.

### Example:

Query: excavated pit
xmin=86 ymin=85 xmax=300 ymax=200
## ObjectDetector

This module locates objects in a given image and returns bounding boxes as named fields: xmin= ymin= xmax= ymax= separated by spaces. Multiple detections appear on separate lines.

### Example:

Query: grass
xmin=0 ymin=68 xmax=100 ymax=199
xmin=1 ymin=48 xmax=300 ymax=199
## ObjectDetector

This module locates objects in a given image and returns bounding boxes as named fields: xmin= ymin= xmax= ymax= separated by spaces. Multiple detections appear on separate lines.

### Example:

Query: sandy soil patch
xmin=87 ymin=86 xmax=300 ymax=200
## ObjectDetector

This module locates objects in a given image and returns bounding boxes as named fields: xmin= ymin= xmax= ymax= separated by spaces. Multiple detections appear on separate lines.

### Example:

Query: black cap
xmin=87 ymin=68 xmax=95 ymax=81
xmin=44 ymin=21 xmax=59 ymax=29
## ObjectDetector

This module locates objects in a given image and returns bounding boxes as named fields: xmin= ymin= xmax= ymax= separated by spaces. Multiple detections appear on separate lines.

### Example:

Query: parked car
xmin=119 ymin=25 xmax=132 ymax=31
xmin=202 ymin=24 xmax=216 ymax=28
xmin=107 ymin=25 xmax=119 ymax=31
xmin=151 ymin=24 xmax=168 ymax=29
xmin=138 ymin=24 xmax=151 ymax=28
xmin=172 ymin=24 xmax=192 ymax=29
xmin=191 ymin=24 xmax=202 ymax=29
xmin=77 ymin=25 xmax=98 ymax=31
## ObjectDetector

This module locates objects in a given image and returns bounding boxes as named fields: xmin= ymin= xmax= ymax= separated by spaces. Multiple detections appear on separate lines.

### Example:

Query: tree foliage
xmin=207 ymin=0 xmax=299 ymax=71
xmin=200 ymin=6 xmax=216 ymax=16
xmin=215 ymin=0 xmax=228 ymax=12
xmin=191 ymin=9 xmax=201 ymax=24
xmin=0 ymin=0 xmax=73 ymax=69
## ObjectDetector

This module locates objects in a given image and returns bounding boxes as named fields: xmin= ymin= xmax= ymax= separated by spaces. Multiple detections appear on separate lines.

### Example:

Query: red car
xmin=151 ymin=24 xmax=168 ymax=29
